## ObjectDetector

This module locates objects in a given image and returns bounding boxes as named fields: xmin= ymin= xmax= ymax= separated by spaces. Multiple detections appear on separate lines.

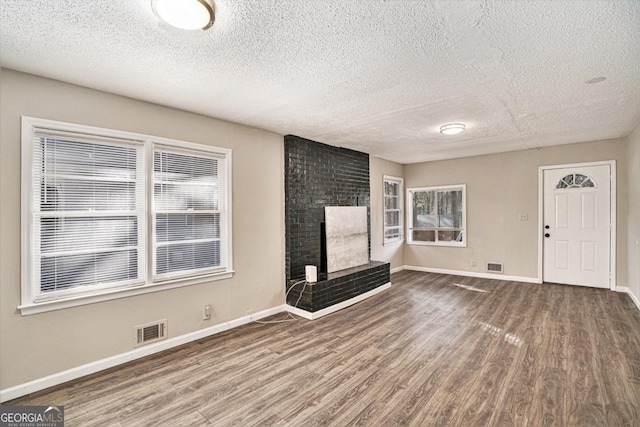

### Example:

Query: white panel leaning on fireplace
xmin=325 ymin=206 xmax=368 ymax=273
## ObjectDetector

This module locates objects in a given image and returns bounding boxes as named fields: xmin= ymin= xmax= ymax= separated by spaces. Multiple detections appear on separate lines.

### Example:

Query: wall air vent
xmin=486 ymin=262 xmax=503 ymax=274
xmin=135 ymin=320 xmax=167 ymax=346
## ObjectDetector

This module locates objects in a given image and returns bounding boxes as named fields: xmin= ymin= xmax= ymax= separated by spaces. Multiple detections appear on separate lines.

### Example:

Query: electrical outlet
xmin=519 ymin=213 xmax=528 ymax=221
xmin=203 ymin=305 xmax=212 ymax=320
xmin=470 ymin=259 xmax=476 ymax=267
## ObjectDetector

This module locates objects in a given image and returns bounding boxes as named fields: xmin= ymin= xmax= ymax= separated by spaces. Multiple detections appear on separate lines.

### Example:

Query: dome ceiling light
xmin=439 ymin=123 xmax=466 ymax=135
xmin=151 ymin=0 xmax=215 ymax=31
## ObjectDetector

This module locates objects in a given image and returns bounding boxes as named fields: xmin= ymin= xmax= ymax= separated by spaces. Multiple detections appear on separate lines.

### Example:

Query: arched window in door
xmin=555 ymin=173 xmax=595 ymax=189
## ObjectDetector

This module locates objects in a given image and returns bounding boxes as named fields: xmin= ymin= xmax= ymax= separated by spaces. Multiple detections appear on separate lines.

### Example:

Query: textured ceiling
xmin=1 ymin=0 xmax=639 ymax=164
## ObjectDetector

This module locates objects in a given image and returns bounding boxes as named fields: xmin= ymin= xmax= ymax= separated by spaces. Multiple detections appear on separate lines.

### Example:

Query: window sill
xmin=383 ymin=239 xmax=404 ymax=247
xmin=18 ymin=270 xmax=235 ymax=316
xmin=407 ymin=241 xmax=467 ymax=248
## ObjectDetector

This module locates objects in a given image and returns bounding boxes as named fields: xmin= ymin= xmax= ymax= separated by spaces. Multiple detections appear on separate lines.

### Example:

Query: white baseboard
xmin=286 ymin=282 xmax=391 ymax=320
xmin=403 ymin=265 xmax=542 ymax=284
xmin=390 ymin=266 xmax=405 ymax=274
xmin=0 ymin=305 xmax=285 ymax=403
xmin=616 ymin=286 xmax=640 ymax=312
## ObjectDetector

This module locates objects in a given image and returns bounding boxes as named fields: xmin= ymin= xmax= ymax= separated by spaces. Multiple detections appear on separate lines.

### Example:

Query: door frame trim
xmin=537 ymin=160 xmax=617 ymax=289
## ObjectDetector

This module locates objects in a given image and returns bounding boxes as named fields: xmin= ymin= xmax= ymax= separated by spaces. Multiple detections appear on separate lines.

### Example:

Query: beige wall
xmin=370 ymin=157 xmax=404 ymax=271
xmin=627 ymin=124 xmax=640 ymax=301
xmin=404 ymin=139 xmax=628 ymax=282
xmin=0 ymin=69 xmax=285 ymax=390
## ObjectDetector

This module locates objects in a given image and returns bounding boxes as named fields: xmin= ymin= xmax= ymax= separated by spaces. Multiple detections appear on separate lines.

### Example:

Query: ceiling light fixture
xmin=439 ymin=123 xmax=466 ymax=135
xmin=151 ymin=0 xmax=215 ymax=31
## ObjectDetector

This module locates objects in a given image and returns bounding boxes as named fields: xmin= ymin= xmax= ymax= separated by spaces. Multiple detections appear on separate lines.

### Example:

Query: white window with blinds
xmin=383 ymin=175 xmax=403 ymax=245
xmin=153 ymin=147 xmax=227 ymax=281
xmin=21 ymin=117 xmax=233 ymax=314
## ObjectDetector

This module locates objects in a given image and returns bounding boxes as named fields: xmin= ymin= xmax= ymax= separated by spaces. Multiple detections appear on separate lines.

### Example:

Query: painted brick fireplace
xmin=284 ymin=135 xmax=390 ymax=315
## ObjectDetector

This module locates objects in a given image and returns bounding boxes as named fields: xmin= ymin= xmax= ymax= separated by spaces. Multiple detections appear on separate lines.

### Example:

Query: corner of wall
xmin=369 ymin=156 xmax=405 ymax=271
xmin=626 ymin=123 xmax=640 ymax=305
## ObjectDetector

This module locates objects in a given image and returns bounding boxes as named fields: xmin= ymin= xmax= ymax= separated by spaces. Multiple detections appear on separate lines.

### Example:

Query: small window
xmin=383 ymin=176 xmax=403 ymax=244
xmin=407 ymin=185 xmax=466 ymax=247
xmin=556 ymin=173 xmax=595 ymax=189
xmin=21 ymin=117 xmax=232 ymax=312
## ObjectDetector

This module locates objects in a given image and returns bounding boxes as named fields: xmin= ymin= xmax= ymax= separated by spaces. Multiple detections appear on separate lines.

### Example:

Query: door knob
xmin=544 ymin=233 xmax=550 ymax=238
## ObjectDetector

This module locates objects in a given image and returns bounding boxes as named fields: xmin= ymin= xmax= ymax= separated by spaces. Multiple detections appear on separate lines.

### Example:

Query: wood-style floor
xmin=6 ymin=271 xmax=640 ymax=426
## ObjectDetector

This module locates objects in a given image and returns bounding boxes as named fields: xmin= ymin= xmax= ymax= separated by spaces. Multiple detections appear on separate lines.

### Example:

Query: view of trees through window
xmin=409 ymin=186 xmax=465 ymax=245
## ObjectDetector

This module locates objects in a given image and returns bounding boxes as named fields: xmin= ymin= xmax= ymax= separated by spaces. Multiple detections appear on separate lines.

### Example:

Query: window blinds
xmin=32 ymin=130 xmax=146 ymax=298
xmin=383 ymin=178 xmax=402 ymax=242
xmin=153 ymin=147 xmax=225 ymax=280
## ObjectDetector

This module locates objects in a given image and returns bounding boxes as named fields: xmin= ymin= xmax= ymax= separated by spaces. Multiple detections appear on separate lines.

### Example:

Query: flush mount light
xmin=151 ymin=0 xmax=215 ymax=31
xmin=439 ymin=123 xmax=466 ymax=135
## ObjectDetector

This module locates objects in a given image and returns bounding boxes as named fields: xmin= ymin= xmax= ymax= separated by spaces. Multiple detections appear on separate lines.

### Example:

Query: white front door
xmin=542 ymin=164 xmax=611 ymax=288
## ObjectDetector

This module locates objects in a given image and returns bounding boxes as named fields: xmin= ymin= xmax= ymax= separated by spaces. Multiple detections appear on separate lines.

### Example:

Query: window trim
xmin=383 ymin=175 xmax=404 ymax=245
xmin=20 ymin=116 xmax=233 ymax=315
xmin=406 ymin=184 xmax=467 ymax=247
